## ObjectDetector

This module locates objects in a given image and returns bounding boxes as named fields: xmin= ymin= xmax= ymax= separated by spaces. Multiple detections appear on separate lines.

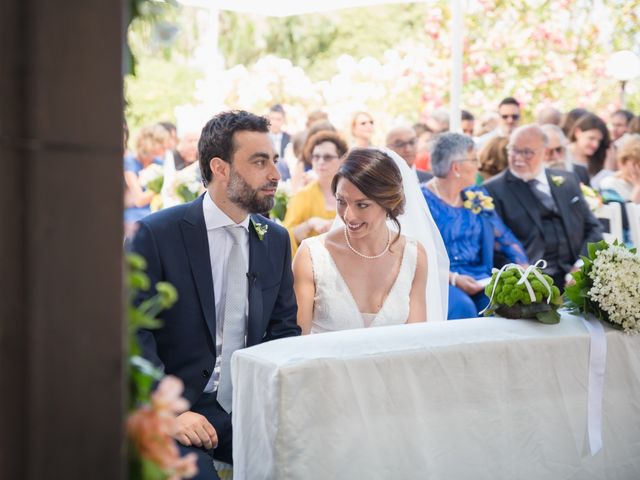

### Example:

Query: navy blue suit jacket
xmin=132 ymin=194 xmax=300 ymax=405
xmin=484 ymin=168 xmax=603 ymax=267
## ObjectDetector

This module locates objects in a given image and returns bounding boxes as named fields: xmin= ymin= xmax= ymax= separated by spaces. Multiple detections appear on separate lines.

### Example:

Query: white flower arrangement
xmin=565 ymin=240 xmax=640 ymax=334
xmin=170 ymin=162 xmax=202 ymax=204
xmin=138 ymin=163 xmax=164 ymax=194
xmin=587 ymin=245 xmax=640 ymax=334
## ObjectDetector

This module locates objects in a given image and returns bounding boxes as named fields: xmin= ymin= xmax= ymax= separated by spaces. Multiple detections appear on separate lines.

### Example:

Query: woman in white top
xmin=600 ymin=133 xmax=640 ymax=203
xmin=293 ymin=148 xmax=433 ymax=334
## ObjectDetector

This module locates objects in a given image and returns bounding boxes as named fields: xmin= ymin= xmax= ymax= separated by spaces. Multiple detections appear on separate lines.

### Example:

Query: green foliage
xmin=126 ymin=253 xmax=178 ymax=408
xmin=484 ymin=264 xmax=563 ymax=323
xmin=125 ymin=1 xmax=203 ymax=134
xmin=269 ymin=189 xmax=289 ymax=221
xmin=564 ymin=239 xmax=612 ymax=321
xmin=219 ymin=4 xmax=427 ymax=80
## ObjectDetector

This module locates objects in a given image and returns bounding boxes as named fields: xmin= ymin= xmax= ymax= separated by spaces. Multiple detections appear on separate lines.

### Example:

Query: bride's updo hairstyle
xmin=331 ymin=148 xmax=405 ymax=243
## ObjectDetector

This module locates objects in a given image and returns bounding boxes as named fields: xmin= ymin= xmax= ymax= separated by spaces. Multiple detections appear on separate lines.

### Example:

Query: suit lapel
xmin=547 ymin=171 xmax=577 ymax=258
xmin=180 ymin=195 xmax=217 ymax=344
xmin=504 ymin=170 xmax=544 ymax=233
xmin=247 ymin=215 xmax=274 ymax=343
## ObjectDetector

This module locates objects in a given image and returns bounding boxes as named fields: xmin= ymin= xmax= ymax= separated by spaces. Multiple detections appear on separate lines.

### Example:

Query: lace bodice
xmin=303 ymin=235 xmax=418 ymax=334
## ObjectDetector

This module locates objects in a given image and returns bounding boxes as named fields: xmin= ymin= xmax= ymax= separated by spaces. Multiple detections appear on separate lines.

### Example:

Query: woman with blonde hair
xmin=351 ymin=111 xmax=375 ymax=147
xmin=600 ymin=134 xmax=640 ymax=203
xmin=123 ymin=125 xmax=167 ymax=236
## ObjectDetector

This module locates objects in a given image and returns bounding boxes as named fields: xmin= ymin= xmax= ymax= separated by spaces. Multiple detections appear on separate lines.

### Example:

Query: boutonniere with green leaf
xmin=550 ymin=175 xmax=565 ymax=187
xmin=463 ymin=190 xmax=495 ymax=214
xmin=252 ymin=219 xmax=268 ymax=241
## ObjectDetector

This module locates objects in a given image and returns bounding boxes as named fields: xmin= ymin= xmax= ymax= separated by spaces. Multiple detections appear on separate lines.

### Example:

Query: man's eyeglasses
xmin=311 ymin=154 xmax=340 ymax=162
xmin=389 ymin=139 xmax=416 ymax=149
xmin=501 ymin=114 xmax=520 ymax=120
xmin=507 ymin=147 xmax=538 ymax=160
xmin=547 ymin=146 xmax=565 ymax=155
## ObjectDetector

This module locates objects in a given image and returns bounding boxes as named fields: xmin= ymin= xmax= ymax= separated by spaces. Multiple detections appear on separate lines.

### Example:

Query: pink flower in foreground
xmin=152 ymin=375 xmax=190 ymax=416
xmin=128 ymin=376 xmax=197 ymax=479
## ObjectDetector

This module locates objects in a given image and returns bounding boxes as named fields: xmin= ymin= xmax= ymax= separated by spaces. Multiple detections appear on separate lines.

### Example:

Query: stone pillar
xmin=0 ymin=0 xmax=125 ymax=478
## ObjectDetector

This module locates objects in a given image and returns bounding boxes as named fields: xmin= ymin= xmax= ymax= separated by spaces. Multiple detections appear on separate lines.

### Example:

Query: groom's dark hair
xmin=198 ymin=110 xmax=269 ymax=186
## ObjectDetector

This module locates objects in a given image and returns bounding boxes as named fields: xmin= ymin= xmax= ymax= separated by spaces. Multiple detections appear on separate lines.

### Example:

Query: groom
xmin=132 ymin=110 xmax=300 ymax=479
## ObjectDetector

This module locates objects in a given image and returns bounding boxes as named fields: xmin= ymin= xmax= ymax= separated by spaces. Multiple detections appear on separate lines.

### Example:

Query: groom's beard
xmin=227 ymin=168 xmax=277 ymax=213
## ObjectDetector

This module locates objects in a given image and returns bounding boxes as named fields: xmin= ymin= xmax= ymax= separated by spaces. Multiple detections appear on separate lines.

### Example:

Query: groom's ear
xmin=209 ymin=157 xmax=230 ymax=182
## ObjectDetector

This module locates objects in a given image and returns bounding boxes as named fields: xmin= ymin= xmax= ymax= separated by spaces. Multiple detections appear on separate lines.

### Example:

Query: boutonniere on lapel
xmin=251 ymin=219 xmax=268 ymax=241
xmin=550 ymin=175 xmax=565 ymax=187
xmin=463 ymin=190 xmax=495 ymax=215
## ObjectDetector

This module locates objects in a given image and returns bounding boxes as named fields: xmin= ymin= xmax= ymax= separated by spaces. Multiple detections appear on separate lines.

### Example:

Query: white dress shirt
xmin=202 ymin=192 xmax=250 ymax=392
xmin=531 ymin=167 xmax=552 ymax=197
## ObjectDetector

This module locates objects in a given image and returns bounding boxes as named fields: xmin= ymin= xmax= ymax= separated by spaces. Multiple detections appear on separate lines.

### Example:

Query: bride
xmin=292 ymin=147 xmax=449 ymax=334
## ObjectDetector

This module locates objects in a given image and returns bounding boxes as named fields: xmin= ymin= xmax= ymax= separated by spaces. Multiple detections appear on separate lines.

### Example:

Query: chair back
xmin=626 ymin=203 xmax=640 ymax=248
xmin=595 ymin=203 xmax=623 ymax=243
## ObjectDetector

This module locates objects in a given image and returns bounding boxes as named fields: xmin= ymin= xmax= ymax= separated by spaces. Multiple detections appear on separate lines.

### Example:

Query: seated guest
xmin=386 ymin=125 xmax=432 ymax=183
xmin=541 ymin=124 xmax=590 ymax=185
xmin=485 ymin=125 xmax=603 ymax=288
xmin=268 ymin=104 xmax=292 ymax=180
xmin=422 ymin=133 xmax=528 ymax=320
xmin=461 ymin=110 xmax=475 ymax=137
xmin=124 ymin=125 xmax=168 ymax=237
xmin=567 ymin=112 xmax=611 ymax=185
xmin=600 ymin=133 xmax=640 ymax=203
xmin=536 ymin=106 xmax=562 ymax=126
xmin=560 ymin=107 xmax=589 ymax=138
xmin=283 ymin=131 xmax=348 ymax=255
xmin=476 ymin=96 xmax=521 ymax=149
xmin=478 ymin=136 xmax=509 ymax=182
xmin=610 ymin=109 xmax=634 ymax=142
xmin=173 ymin=130 xmax=200 ymax=171
xmin=351 ymin=111 xmax=375 ymax=147
xmin=413 ymin=122 xmax=435 ymax=171
xmin=289 ymin=120 xmax=337 ymax=194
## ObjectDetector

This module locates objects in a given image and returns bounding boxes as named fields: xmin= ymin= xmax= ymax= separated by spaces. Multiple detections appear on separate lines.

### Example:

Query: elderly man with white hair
xmin=484 ymin=125 xmax=603 ymax=288
xmin=541 ymin=124 xmax=590 ymax=185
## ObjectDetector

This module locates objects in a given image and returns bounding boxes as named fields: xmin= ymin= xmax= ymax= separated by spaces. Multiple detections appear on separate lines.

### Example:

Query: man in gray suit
xmin=484 ymin=124 xmax=603 ymax=288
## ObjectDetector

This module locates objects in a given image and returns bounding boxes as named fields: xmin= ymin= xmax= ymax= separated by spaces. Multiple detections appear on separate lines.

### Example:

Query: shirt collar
xmin=203 ymin=192 xmax=250 ymax=232
xmin=534 ymin=167 xmax=549 ymax=186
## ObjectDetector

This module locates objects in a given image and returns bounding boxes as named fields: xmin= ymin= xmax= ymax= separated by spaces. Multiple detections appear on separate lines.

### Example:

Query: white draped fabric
xmin=232 ymin=313 xmax=640 ymax=479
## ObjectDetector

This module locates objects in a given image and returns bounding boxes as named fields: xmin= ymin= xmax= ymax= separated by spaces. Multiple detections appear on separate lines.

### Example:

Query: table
xmin=231 ymin=313 xmax=640 ymax=479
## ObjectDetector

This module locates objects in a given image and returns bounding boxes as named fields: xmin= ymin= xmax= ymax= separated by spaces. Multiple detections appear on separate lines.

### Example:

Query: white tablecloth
xmin=231 ymin=313 xmax=640 ymax=479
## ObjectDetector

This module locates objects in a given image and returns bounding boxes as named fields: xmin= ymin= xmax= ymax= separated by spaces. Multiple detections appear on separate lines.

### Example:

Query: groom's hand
xmin=174 ymin=411 xmax=218 ymax=450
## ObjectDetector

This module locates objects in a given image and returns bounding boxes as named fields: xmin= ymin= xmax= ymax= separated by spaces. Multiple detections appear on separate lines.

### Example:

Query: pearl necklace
xmin=432 ymin=179 xmax=461 ymax=207
xmin=343 ymin=226 xmax=390 ymax=260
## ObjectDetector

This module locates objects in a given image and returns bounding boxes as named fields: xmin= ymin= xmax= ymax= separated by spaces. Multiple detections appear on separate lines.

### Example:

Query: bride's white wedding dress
xmin=303 ymin=234 xmax=418 ymax=334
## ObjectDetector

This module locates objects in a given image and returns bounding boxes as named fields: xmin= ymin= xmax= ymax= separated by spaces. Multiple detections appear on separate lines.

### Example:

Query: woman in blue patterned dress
xmin=422 ymin=133 xmax=529 ymax=319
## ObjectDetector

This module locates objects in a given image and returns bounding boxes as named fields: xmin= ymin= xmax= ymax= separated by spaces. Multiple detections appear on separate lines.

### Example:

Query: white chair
xmin=595 ymin=203 xmax=623 ymax=243
xmin=626 ymin=202 xmax=640 ymax=248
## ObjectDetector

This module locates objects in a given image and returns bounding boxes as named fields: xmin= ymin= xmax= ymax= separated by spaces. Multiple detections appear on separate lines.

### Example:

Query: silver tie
xmin=217 ymin=225 xmax=248 ymax=412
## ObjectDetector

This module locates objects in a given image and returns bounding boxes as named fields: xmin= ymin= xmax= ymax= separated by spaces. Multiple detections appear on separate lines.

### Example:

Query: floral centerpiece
xmin=565 ymin=240 xmax=640 ymax=334
xmin=139 ymin=164 xmax=165 ymax=212
xmin=580 ymin=183 xmax=603 ymax=212
xmin=481 ymin=261 xmax=563 ymax=324
xmin=269 ymin=180 xmax=291 ymax=222
xmin=171 ymin=163 xmax=202 ymax=204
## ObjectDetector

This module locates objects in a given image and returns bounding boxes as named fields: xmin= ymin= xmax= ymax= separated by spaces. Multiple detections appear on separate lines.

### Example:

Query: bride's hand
xmin=456 ymin=274 xmax=484 ymax=295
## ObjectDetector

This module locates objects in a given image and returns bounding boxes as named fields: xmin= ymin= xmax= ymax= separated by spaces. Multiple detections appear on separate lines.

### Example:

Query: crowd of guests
xmin=124 ymin=98 xmax=640 ymax=322
xmin=126 ymin=105 xmax=639 ymax=479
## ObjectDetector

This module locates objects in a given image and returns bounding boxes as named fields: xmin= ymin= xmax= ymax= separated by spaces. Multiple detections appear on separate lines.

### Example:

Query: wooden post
xmin=0 ymin=0 xmax=125 ymax=478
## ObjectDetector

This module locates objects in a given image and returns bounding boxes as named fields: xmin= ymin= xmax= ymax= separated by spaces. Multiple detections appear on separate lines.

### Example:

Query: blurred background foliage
xmin=125 ymin=0 xmax=640 ymax=135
